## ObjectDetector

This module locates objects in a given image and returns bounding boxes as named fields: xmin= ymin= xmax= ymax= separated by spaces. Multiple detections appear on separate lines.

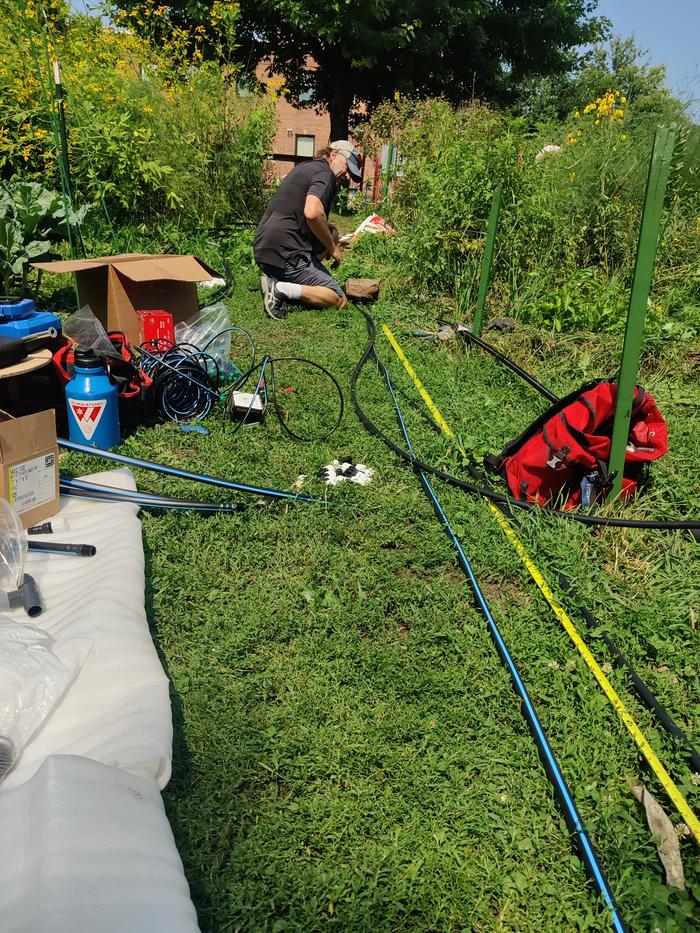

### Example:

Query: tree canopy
xmin=110 ymin=0 xmax=607 ymax=139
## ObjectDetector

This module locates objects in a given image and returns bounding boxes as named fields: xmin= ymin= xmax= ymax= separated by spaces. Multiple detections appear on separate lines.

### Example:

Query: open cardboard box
xmin=32 ymin=253 xmax=220 ymax=346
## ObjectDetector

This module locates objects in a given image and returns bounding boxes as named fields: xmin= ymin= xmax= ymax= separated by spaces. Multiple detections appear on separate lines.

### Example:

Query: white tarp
xmin=0 ymin=754 xmax=199 ymax=933
xmin=1 ymin=469 xmax=172 ymax=790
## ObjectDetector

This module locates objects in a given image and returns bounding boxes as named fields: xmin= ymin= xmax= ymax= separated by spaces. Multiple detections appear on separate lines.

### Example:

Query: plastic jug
xmin=65 ymin=348 xmax=121 ymax=449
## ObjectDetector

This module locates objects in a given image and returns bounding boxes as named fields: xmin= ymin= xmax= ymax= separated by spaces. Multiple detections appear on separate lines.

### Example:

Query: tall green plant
xmin=358 ymin=93 xmax=700 ymax=335
xmin=0 ymin=3 xmax=275 ymax=232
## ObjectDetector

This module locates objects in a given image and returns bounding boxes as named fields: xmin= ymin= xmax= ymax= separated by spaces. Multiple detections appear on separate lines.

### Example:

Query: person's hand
xmin=331 ymin=245 xmax=342 ymax=267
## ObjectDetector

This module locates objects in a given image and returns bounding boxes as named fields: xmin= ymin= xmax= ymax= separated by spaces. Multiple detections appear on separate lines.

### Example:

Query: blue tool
xmin=0 ymin=297 xmax=62 ymax=340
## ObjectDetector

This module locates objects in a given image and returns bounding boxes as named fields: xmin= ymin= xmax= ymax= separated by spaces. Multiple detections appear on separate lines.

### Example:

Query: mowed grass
xmin=62 ymin=245 xmax=700 ymax=931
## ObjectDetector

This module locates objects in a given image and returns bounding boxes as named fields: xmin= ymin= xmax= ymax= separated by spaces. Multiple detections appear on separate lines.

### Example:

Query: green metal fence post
xmin=472 ymin=185 xmax=502 ymax=337
xmin=383 ymin=137 xmax=395 ymax=203
xmin=607 ymin=126 xmax=676 ymax=503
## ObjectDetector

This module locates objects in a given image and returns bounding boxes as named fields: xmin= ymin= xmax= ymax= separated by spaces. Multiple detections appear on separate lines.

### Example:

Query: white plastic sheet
xmin=1 ymin=469 xmax=173 ymax=790
xmin=0 ymin=754 xmax=200 ymax=933
xmin=0 ymin=620 xmax=91 ymax=784
xmin=174 ymin=301 xmax=231 ymax=371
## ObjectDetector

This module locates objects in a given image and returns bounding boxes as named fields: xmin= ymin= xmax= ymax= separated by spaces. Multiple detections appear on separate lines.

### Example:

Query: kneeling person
xmin=254 ymin=140 xmax=362 ymax=320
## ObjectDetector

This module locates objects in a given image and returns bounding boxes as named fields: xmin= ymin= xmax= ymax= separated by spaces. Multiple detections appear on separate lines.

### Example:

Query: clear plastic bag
xmin=0 ymin=618 xmax=92 ymax=784
xmin=63 ymin=305 xmax=122 ymax=359
xmin=174 ymin=302 xmax=233 ymax=376
xmin=0 ymin=497 xmax=25 ymax=593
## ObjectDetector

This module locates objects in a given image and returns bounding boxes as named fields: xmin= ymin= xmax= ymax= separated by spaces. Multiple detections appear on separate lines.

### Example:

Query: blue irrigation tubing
xmin=380 ymin=360 xmax=626 ymax=933
xmin=59 ymin=478 xmax=246 ymax=513
xmin=60 ymin=487 xmax=242 ymax=514
xmin=57 ymin=438 xmax=323 ymax=504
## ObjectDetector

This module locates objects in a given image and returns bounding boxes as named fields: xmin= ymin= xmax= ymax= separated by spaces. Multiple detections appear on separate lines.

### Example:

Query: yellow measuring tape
xmin=381 ymin=324 xmax=456 ymax=438
xmin=382 ymin=324 xmax=700 ymax=842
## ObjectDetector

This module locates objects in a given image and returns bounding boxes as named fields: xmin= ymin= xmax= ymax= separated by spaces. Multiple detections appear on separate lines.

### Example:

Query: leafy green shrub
xmin=358 ymin=87 xmax=700 ymax=334
xmin=0 ymin=181 xmax=86 ymax=294
xmin=0 ymin=2 xmax=275 ymax=233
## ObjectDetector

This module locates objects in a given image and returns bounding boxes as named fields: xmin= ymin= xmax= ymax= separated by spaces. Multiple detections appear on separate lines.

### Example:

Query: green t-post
xmin=383 ymin=137 xmax=395 ymax=202
xmin=607 ymin=126 xmax=676 ymax=502
xmin=472 ymin=186 xmax=502 ymax=337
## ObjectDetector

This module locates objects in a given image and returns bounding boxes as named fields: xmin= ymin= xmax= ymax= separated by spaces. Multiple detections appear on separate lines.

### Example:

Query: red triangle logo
xmin=69 ymin=398 xmax=107 ymax=441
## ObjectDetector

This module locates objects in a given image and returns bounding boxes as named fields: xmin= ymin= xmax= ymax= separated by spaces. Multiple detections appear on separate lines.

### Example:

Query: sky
xmin=595 ymin=0 xmax=699 ymax=117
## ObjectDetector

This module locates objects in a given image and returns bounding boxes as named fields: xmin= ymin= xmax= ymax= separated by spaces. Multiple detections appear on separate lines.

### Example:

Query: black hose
xmin=59 ymin=478 xmax=246 ymax=513
xmin=27 ymin=540 xmax=96 ymax=557
xmin=350 ymin=308 xmax=700 ymax=530
xmin=556 ymin=573 xmax=700 ymax=772
xmin=57 ymin=437 xmax=323 ymax=504
xmin=452 ymin=323 xmax=560 ymax=403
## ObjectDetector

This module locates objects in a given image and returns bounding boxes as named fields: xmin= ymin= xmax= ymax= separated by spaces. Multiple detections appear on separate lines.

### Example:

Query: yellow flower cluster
xmin=578 ymin=90 xmax=626 ymax=125
xmin=266 ymin=75 xmax=289 ymax=99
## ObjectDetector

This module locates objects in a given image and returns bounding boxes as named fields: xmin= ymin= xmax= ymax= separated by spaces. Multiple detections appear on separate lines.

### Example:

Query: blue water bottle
xmin=65 ymin=348 xmax=121 ymax=449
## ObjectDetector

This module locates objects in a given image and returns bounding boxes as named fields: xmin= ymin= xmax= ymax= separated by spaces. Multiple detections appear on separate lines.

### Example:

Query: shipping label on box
xmin=0 ymin=409 xmax=60 ymax=528
xmin=9 ymin=452 xmax=56 ymax=514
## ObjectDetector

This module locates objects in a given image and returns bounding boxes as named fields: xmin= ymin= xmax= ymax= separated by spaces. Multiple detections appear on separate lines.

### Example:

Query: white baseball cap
xmin=330 ymin=140 xmax=362 ymax=181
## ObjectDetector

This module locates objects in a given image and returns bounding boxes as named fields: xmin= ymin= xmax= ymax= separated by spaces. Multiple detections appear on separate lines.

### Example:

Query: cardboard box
xmin=32 ymin=254 xmax=220 ymax=347
xmin=0 ymin=409 xmax=60 ymax=528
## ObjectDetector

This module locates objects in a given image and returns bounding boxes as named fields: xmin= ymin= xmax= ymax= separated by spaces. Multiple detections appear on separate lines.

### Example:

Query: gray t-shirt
xmin=254 ymin=159 xmax=338 ymax=268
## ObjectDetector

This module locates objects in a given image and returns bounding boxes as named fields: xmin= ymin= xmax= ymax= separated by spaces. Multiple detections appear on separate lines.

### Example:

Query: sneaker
xmin=260 ymin=275 xmax=287 ymax=320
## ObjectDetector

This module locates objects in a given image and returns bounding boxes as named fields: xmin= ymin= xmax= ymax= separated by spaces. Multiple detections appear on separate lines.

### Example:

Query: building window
xmin=295 ymin=134 xmax=315 ymax=159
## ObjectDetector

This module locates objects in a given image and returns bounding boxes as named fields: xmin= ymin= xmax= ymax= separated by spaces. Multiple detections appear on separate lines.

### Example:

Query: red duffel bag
xmin=485 ymin=379 xmax=668 ymax=509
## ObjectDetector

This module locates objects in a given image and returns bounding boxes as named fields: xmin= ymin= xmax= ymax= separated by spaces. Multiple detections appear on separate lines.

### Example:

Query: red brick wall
xmin=256 ymin=59 xmax=376 ymax=187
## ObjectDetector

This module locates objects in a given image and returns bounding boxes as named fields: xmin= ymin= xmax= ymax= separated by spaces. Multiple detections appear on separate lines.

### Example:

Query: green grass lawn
xmin=63 ymin=243 xmax=700 ymax=931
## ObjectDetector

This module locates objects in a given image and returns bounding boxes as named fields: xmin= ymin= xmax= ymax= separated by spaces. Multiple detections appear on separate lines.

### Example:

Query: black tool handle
xmin=27 ymin=540 xmax=96 ymax=557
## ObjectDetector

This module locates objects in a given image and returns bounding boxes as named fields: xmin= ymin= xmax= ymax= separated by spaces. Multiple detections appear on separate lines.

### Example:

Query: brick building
xmin=255 ymin=59 xmax=376 ymax=188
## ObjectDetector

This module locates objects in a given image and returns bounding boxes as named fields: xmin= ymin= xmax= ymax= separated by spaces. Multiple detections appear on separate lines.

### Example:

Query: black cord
xmin=449 ymin=322 xmax=560 ymax=403
xmin=350 ymin=307 xmax=700 ymax=531
xmin=268 ymin=356 xmax=344 ymax=442
xmin=228 ymin=354 xmax=344 ymax=442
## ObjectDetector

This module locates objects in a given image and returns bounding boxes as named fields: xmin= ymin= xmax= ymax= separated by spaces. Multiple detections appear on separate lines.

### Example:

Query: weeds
xmin=360 ymin=91 xmax=700 ymax=337
xmin=0 ymin=1 xmax=275 ymax=229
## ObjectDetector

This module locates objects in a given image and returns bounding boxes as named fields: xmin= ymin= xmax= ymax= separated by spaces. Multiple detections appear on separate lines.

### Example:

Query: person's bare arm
xmin=304 ymin=195 xmax=342 ymax=264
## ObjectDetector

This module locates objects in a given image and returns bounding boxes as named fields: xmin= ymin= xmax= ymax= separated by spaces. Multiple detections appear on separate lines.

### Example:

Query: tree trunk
xmin=328 ymin=83 xmax=352 ymax=141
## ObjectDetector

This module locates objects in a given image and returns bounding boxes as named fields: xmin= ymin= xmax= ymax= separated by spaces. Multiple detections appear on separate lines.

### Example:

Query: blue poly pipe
xmin=58 ymin=438 xmax=323 ymax=504
xmin=59 ymin=478 xmax=245 ymax=513
xmin=381 ymin=363 xmax=626 ymax=933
